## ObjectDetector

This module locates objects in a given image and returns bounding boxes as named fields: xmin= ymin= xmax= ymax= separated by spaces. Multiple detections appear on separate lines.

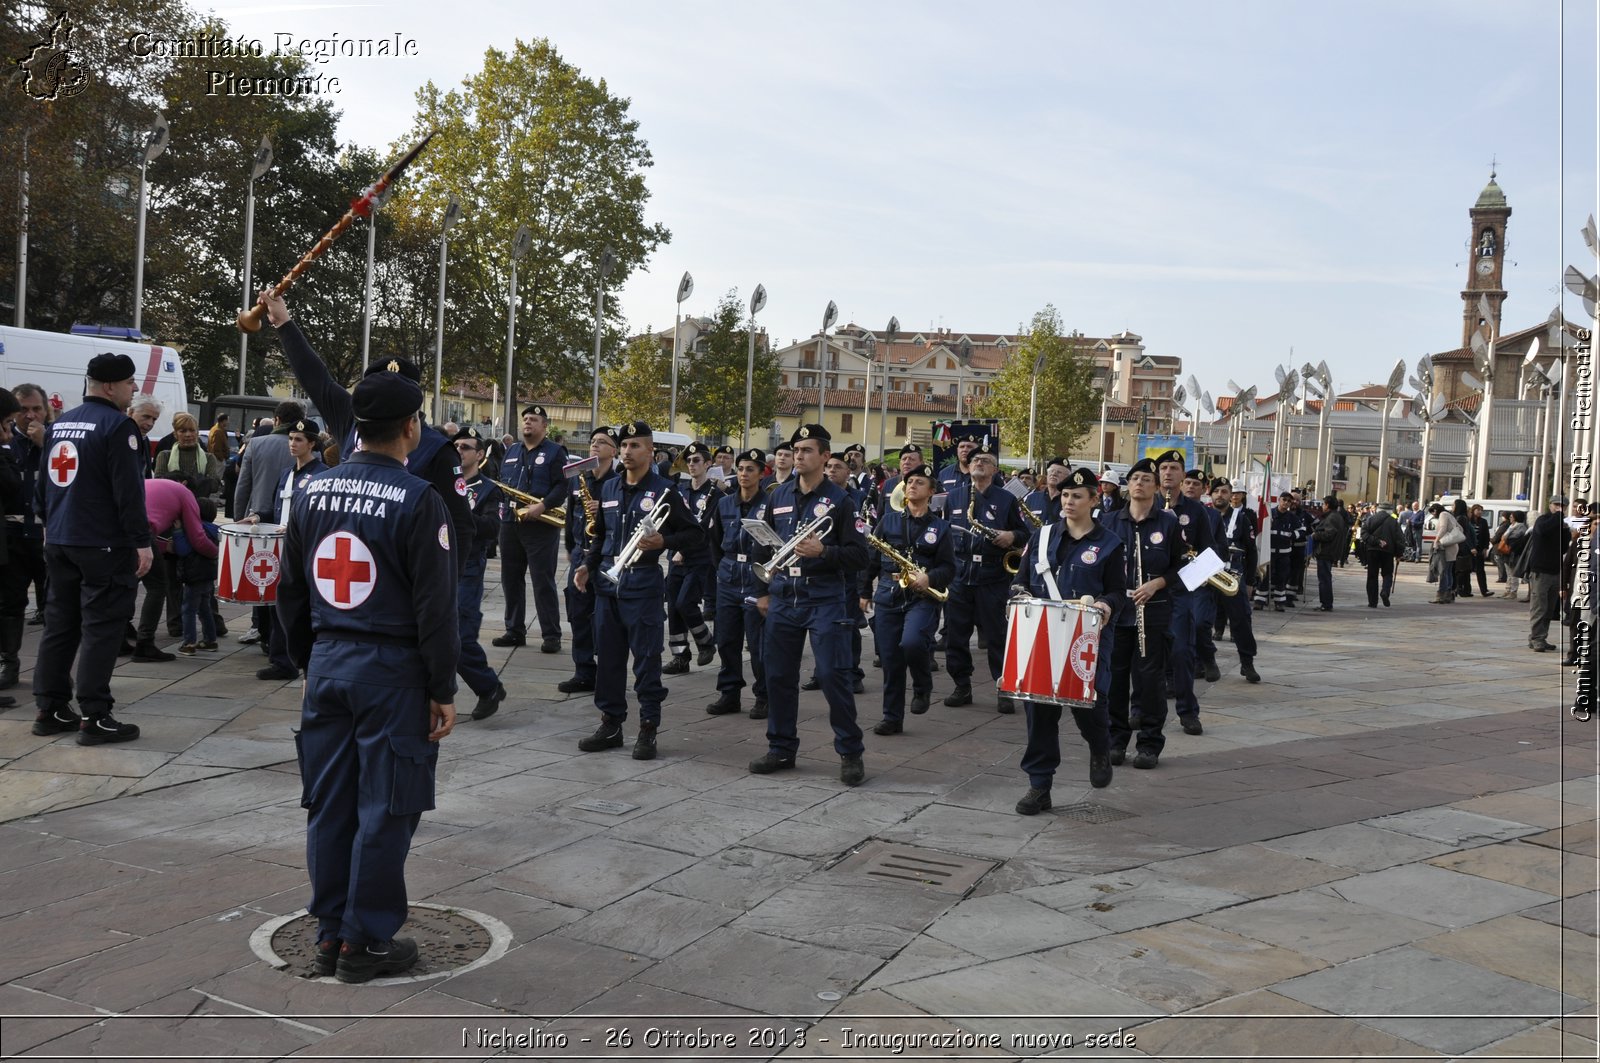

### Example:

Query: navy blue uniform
xmin=708 ymin=489 xmax=772 ymax=706
xmin=666 ymin=477 xmax=719 ymax=663
xmin=563 ymin=463 xmax=614 ymax=687
xmin=264 ymin=457 xmax=329 ymax=676
xmin=34 ymin=397 xmax=151 ymax=723
xmin=279 ymin=451 xmax=457 ymax=951
xmin=1193 ymin=502 xmax=1225 ymax=673
xmin=1215 ymin=503 xmax=1260 ymax=663
xmin=937 ymin=461 xmax=968 ymax=496
xmin=1023 ymin=488 xmax=1060 ymax=526
xmin=1159 ymin=492 xmax=1214 ymax=724
xmin=864 ymin=506 xmax=954 ymax=724
xmin=456 ymin=473 xmax=504 ymax=699
xmin=498 ymin=436 xmax=569 ymax=644
xmin=1102 ymin=505 xmax=1182 ymax=758
xmin=582 ymin=471 xmax=702 ymax=729
xmin=759 ymin=478 xmax=869 ymax=759
xmin=0 ymin=424 xmax=44 ymax=683
xmin=1012 ymin=519 xmax=1125 ymax=787
xmin=1268 ymin=505 xmax=1301 ymax=606
xmin=945 ymin=480 xmax=1031 ymax=696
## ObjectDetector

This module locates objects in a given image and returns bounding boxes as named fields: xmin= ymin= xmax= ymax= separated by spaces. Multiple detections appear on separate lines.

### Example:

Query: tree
xmin=398 ymin=39 xmax=670 ymax=406
xmin=598 ymin=332 xmax=669 ymax=427
xmin=977 ymin=304 xmax=1100 ymax=463
xmin=678 ymin=291 xmax=780 ymax=442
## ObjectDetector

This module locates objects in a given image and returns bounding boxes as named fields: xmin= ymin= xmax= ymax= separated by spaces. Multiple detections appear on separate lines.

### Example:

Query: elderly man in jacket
xmin=1521 ymin=495 xmax=1570 ymax=652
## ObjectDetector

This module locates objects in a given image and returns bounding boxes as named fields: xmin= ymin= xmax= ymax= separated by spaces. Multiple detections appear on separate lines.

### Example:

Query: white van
xmin=0 ymin=325 xmax=189 ymax=439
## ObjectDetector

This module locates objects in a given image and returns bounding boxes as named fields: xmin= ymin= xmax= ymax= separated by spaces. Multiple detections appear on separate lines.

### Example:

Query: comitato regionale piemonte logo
xmin=16 ymin=10 xmax=88 ymax=101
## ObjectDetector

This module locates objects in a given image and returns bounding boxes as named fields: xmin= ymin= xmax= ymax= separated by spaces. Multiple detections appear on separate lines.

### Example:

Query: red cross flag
xmin=48 ymin=441 xmax=79 ymax=486
xmin=313 ymin=532 xmax=377 ymax=610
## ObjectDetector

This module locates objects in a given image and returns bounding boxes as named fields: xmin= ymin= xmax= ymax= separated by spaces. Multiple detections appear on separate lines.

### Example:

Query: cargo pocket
xmin=293 ymin=729 xmax=318 ymax=810
xmin=388 ymin=734 xmax=438 ymax=816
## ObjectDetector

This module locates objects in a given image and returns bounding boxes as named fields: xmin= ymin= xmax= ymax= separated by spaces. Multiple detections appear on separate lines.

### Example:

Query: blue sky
xmin=212 ymin=0 xmax=1597 ymax=400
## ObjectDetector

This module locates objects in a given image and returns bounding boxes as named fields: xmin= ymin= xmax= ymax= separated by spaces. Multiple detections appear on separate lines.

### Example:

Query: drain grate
xmin=831 ymin=840 xmax=995 ymax=894
xmin=1055 ymin=802 xmax=1138 ymax=824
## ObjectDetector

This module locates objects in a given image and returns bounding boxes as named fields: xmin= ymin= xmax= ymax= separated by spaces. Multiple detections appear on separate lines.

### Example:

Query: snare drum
xmin=999 ymin=595 xmax=1101 ymax=708
xmin=217 ymin=522 xmax=285 ymax=604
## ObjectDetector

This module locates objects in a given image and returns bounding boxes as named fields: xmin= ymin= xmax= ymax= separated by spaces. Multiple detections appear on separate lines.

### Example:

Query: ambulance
xmin=0 ymin=324 xmax=189 ymax=439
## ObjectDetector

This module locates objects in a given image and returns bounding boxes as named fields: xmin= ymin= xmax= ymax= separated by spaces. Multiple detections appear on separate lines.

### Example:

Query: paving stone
xmin=742 ymin=819 xmax=869 ymax=860
xmin=1416 ymin=914 xmax=1597 ymax=999
xmin=1272 ymin=946 xmax=1580 ymax=1054
xmin=1196 ymin=890 xmax=1443 ymax=963
xmin=634 ymin=926 xmax=880 ymax=1015
xmin=440 ymin=933 xmax=649 ymax=1014
xmin=1015 ymin=826 xmax=1199 ymax=876
xmin=122 ymin=694 xmax=246 ymax=720
xmin=1316 ymin=863 xmax=1555 ymax=928
xmin=804 ymin=988 xmax=1009 ymax=1059
xmin=28 ymin=987 xmax=322 ymax=1060
xmin=1468 ymin=1022 xmax=1600 ymax=1059
xmin=859 ymin=935 xmax=989 ymax=991
xmin=418 ymin=879 xmax=585 ymax=941
xmin=1148 ymin=843 xmax=1352 ymax=898
xmin=430 ymin=775 xmax=597 ymax=826
xmin=544 ymin=980 xmax=763 ymax=1053
xmin=0 ymin=770 xmax=133 ymax=823
xmin=604 ymin=796 xmax=794 ymax=855
xmin=0 ymin=852 xmax=157 ymax=919
xmin=558 ymin=888 xmax=737 ymax=959
xmin=1523 ymin=891 xmax=1600 ymax=937
xmin=410 ymin=812 xmax=604 ymax=871
xmin=1130 ymin=987 xmax=1436 ymax=1061
xmin=284 ymin=987 xmax=506 ymax=1061
xmin=1450 ymin=792 xmax=1579 ymax=828
xmin=0 ymin=983 xmax=102 ymax=1055
xmin=1018 ymin=868 xmax=1248 ymax=933
xmin=0 ymin=908 xmax=138 ymax=982
xmin=1429 ymin=839 xmax=1599 ymax=897
xmin=1522 ymin=820 xmax=1600 ymax=857
xmin=921 ymin=893 xmax=1105 ymax=959
xmin=879 ymin=803 xmax=1050 ymax=861
xmin=735 ymin=878 xmax=955 ymax=959
xmin=698 ymin=774 xmax=841 ymax=817
xmin=1259 ymin=822 xmax=1463 ymax=871
xmin=0 ymin=824 xmax=95 ymax=872
xmin=652 ymin=846 xmax=816 ymax=909
xmin=122 ymin=763 xmax=238 ymax=796
xmin=26 ymin=855 xmax=306 ymax=935
xmin=488 ymin=836 xmax=696 ymax=910
xmin=1365 ymin=806 xmax=1543 ymax=846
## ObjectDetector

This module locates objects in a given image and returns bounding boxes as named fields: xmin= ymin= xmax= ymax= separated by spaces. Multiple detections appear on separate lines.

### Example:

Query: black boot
xmin=577 ymin=717 xmax=624 ymax=752
xmin=662 ymin=654 xmax=691 ymax=676
xmin=0 ymin=616 xmax=23 ymax=689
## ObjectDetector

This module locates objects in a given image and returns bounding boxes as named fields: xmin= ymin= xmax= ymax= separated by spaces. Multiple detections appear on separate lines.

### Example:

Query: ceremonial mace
xmin=236 ymin=131 xmax=436 ymax=333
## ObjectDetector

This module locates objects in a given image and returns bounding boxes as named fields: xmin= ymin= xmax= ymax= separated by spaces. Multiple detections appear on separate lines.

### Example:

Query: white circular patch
xmin=312 ymin=532 xmax=377 ymax=610
xmin=1081 ymin=549 xmax=1098 ymax=564
xmin=924 ymin=529 xmax=938 ymax=545
xmin=438 ymin=524 xmax=451 ymax=551
xmin=454 ymin=476 xmax=468 ymax=497
xmin=1070 ymin=632 xmax=1096 ymax=682
xmin=813 ymin=502 xmax=829 ymax=518
xmin=1179 ymin=514 xmax=1190 ymax=526
xmin=128 ymin=433 xmax=139 ymax=450
xmin=244 ymin=550 xmax=279 ymax=591
xmin=47 ymin=440 xmax=79 ymax=486
xmin=1150 ymin=532 xmax=1165 ymax=545
xmin=639 ymin=497 xmax=655 ymax=512
xmin=535 ymin=454 xmax=546 ymax=465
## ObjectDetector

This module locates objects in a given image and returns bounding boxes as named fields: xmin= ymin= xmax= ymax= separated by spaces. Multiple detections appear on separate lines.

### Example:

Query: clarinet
xmin=1134 ymin=524 xmax=1147 ymax=657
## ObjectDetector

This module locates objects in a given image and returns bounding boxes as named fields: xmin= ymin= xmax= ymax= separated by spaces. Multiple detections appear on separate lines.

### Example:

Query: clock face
xmin=1476 ymin=258 xmax=1495 ymax=276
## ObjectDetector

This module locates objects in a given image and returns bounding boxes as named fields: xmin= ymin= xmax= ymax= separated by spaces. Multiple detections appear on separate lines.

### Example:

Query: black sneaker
xmin=632 ymin=726 xmax=657 ymax=761
xmin=557 ymin=675 xmax=596 ymax=693
xmin=577 ymin=718 xmax=624 ymax=752
xmin=1241 ymin=661 xmax=1261 ymax=683
xmin=1015 ymin=787 xmax=1052 ymax=816
xmin=1131 ymin=751 xmax=1159 ymax=769
xmin=706 ymin=693 xmax=741 ymax=715
xmin=662 ymin=655 xmax=691 ymax=676
xmin=1089 ymin=754 xmax=1112 ymax=789
xmin=801 ymin=676 xmax=821 ymax=691
xmin=32 ymin=706 xmax=82 ymax=736
xmin=749 ymin=698 xmax=768 ymax=720
xmin=840 ymin=754 xmax=865 ymax=786
xmin=909 ymin=693 xmax=930 ymax=716
xmin=491 ymin=633 xmax=524 ymax=648
xmin=996 ymin=697 xmax=1016 ymax=715
xmin=851 ymin=676 xmax=866 ymax=694
xmin=943 ymin=686 xmax=972 ymax=707
xmin=1202 ymin=659 xmax=1221 ymax=683
xmin=471 ymin=683 xmax=507 ymax=721
xmin=131 ymin=641 xmax=175 ymax=663
xmin=1181 ymin=717 xmax=1203 ymax=736
xmin=696 ymin=641 xmax=716 ymax=667
xmin=748 ymin=751 xmax=796 ymax=774
xmin=257 ymin=664 xmax=297 ymax=681
xmin=78 ymin=714 xmax=140 ymax=745
xmin=1108 ymin=748 xmax=1126 ymax=766
xmin=314 ymin=938 xmax=341 ymax=977
xmin=873 ymin=717 xmax=902 ymax=735
xmin=335 ymin=937 xmax=419 ymax=984
xmin=539 ymin=637 xmax=561 ymax=654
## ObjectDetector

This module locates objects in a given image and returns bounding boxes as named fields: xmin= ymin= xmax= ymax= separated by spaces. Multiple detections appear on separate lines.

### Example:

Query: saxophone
xmin=577 ymin=472 xmax=599 ymax=540
xmin=866 ymin=532 xmax=948 ymax=603
xmin=967 ymin=487 xmax=1022 ymax=575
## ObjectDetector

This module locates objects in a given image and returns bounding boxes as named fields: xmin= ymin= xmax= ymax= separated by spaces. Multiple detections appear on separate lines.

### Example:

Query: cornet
xmin=1182 ymin=550 xmax=1241 ymax=596
xmin=754 ymin=513 xmax=833 ymax=583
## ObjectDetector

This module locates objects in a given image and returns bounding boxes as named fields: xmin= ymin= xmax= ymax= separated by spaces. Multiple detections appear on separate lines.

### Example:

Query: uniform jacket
xmin=584 ymin=469 xmax=703 ymax=599
xmin=1219 ymin=504 xmax=1259 ymax=580
xmin=759 ymin=475 xmax=869 ymax=604
xmin=564 ymin=462 xmax=614 ymax=554
xmin=947 ymin=479 xmax=1032 ymax=587
xmin=463 ymin=474 xmax=503 ymax=561
xmin=708 ymin=488 xmax=774 ymax=600
xmin=1102 ymin=504 xmax=1183 ymax=624
xmin=862 ymin=505 xmax=955 ymax=608
xmin=499 ymin=436 xmax=570 ymax=522
xmin=38 ymin=396 xmax=150 ymax=549
xmin=2 ymin=424 xmax=44 ymax=543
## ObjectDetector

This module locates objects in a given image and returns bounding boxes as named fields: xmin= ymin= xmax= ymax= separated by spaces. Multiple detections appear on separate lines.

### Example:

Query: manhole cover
xmin=1054 ymin=802 xmax=1138 ymax=824
xmin=250 ymin=903 xmax=511 ymax=984
xmin=831 ymin=840 xmax=995 ymax=894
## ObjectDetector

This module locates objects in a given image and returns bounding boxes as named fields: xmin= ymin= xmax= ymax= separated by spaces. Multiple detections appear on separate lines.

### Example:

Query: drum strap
xmin=1032 ymin=522 xmax=1063 ymax=601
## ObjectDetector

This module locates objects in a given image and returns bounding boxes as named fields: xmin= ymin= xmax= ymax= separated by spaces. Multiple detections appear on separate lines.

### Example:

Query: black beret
xmin=87 ymin=352 xmax=137 ymax=383
xmin=616 ymin=420 xmax=652 ymax=442
xmin=290 ymin=418 xmax=321 ymax=437
xmin=352 ymin=372 xmax=423 ymax=422
xmin=683 ymin=441 xmax=712 ymax=461
xmin=735 ymin=448 xmax=766 ymax=467
xmin=363 ymin=357 xmax=422 ymax=383
xmin=1211 ymin=477 xmax=1232 ymax=491
xmin=521 ymin=404 xmax=548 ymax=419
xmin=714 ymin=445 xmax=734 ymax=456
xmin=1065 ymin=467 xmax=1100 ymax=490
xmin=971 ymin=437 xmax=997 ymax=458
xmin=590 ymin=424 xmax=619 ymax=444
xmin=774 ymin=440 xmax=794 ymax=453
xmin=897 ymin=442 xmax=923 ymax=456
xmin=1045 ymin=456 xmax=1069 ymax=471
xmin=905 ymin=463 xmax=938 ymax=484
xmin=844 ymin=443 xmax=866 ymax=456
xmin=453 ymin=426 xmax=483 ymax=445
xmin=1154 ymin=449 xmax=1186 ymax=468
xmin=1184 ymin=468 xmax=1206 ymax=481
xmin=791 ymin=423 xmax=830 ymax=445
xmin=1129 ymin=458 xmax=1158 ymax=477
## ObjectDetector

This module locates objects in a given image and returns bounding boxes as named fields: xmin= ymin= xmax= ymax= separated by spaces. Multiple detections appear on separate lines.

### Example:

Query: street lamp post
xmin=238 ymin=136 xmax=273 ymax=394
xmin=1375 ymin=359 xmax=1405 ymax=505
xmin=817 ymin=300 xmax=838 ymax=428
xmin=669 ymin=271 xmax=693 ymax=431
xmin=504 ymin=225 xmax=532 ymax=436
xmin=131 ymin=113 xmax=169 ymax=335
xmin=743 ymin=283 xmax=766 ymax=450
xmin=591 ymin=245 xmax=617 ymax=432
xmin=1025 ymin=350 xmax=1047 ymax=471
xmin=878 ymin=317 xmax=898 ymax=457
xmin=432 ymin=195 xmax=463 ymax=424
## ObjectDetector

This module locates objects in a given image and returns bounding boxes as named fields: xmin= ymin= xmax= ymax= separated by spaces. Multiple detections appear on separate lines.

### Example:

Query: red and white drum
xmin=999 ymin=595 xmax=1102 ymax=708
xmin=217 ymin=522 xmax=285 ymax=604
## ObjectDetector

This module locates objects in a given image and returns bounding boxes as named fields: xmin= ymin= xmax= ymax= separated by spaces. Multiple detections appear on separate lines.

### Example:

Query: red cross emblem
xmin=48 ymin=441 xmax=79 ymax=486
xmin=245 ymin=550 xmax=280 ymax=590
xmin=313 ymin=532 xmax=376 ymax=610
xmin=1070 ymin=632 xmax=1097 ymax=684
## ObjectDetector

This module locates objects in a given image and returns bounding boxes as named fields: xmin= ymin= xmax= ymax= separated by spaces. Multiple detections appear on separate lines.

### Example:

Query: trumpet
xmin=1182 ymin=550 xmax=1241 ymax=596
xmin=601 ymin=503 xmax=670 ymax=585
xmin=754 ymin=513 xmax=833 ymax=583
xmin=577 ymin=474 xmax=599 ymax=540
xmin=491 ymin=479 xmax=566 ymax=529
xmin=866 ymin=532 xmax=948 ymax=603
xmin=967 ymin=489 xmax=1022 ymax=575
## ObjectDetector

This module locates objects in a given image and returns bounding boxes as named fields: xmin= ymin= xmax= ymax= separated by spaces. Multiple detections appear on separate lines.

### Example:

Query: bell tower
xmin=1462 ymin=171 xmax=1511 ymax=348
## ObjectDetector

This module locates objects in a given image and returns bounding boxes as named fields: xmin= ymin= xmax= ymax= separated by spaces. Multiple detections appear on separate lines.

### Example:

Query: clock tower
xmin=1462 ymin=172 xmax=1511 ymax=348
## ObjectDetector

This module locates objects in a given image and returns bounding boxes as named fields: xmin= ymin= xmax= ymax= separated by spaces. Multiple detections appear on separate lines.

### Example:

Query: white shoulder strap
xmin=1032 ymin=521 xmax=1063 ymax=600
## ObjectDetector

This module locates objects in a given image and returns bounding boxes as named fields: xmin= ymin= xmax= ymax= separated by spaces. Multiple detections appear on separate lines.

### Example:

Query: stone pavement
xmin=0 ymin=560 xmax=1595 ymax=1061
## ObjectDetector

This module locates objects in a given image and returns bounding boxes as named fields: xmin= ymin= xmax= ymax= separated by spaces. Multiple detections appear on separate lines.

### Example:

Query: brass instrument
xmin=967 ymin=487 xmax=1022 ymax=575
xmin=866 ymin=532 xmax=948 ymax=603
xmin=577 ymin=473 xmax=599 ymax=540
xmin=1134 ymin=525 xmax=1147 ymax=657
xmin=889 ymin=480 xmax=907 ymax=513
xmin=601 ymin=501 xmax=671 ymax=585
xmin=1183 ymin=549 xmax=1241 ymax=596
xmin=1019 ymin=500 xmax=1044 ymax=530
xmin=491 ymin=479 xmax=566 ymax=529
xmin=754 ymin=512 xmax=834 ymax=582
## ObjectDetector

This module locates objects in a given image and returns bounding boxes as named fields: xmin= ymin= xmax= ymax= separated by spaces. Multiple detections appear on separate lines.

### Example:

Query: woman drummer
xmin=1008 ymin=466 xmax=1125 ymax=815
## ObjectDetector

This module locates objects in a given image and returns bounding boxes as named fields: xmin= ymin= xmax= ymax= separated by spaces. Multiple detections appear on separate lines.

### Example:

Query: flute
xmin=1134 ymin=526 xmax=1147 ymax=657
